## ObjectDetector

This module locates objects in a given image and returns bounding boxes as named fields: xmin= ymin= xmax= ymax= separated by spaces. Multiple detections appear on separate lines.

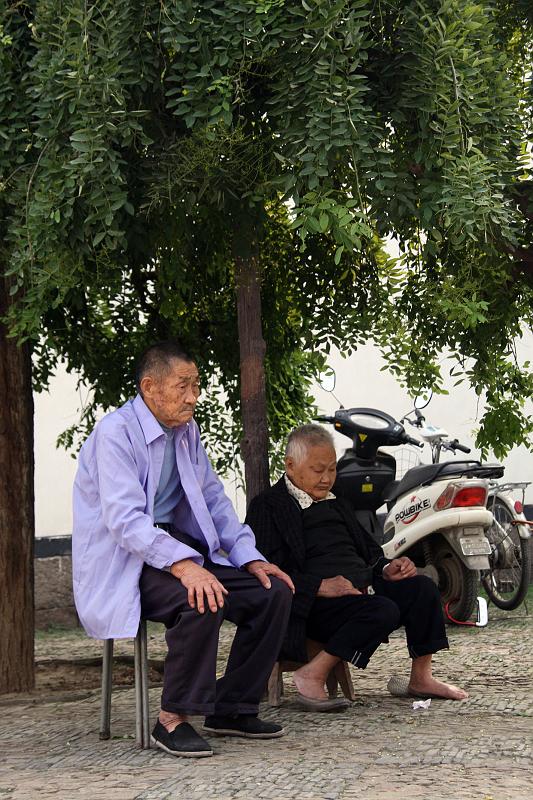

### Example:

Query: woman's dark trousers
xmin=306 ymin=575 xmax=449 ymax=668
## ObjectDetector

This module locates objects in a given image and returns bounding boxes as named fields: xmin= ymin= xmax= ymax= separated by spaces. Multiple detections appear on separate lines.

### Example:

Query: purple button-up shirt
xmin=72 ymin=395 xmax=265 ymax=639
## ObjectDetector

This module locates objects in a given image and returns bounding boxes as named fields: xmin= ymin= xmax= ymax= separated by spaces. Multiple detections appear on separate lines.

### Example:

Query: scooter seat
xmin=382 ymin=460 xmax=504 ymax=505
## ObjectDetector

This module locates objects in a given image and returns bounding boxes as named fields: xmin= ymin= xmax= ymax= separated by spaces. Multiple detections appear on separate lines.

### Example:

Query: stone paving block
xmin=1 ymin=611 xmax=532 ymax=799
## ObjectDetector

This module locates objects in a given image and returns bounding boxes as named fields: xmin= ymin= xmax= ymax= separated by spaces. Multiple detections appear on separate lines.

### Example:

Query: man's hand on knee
xmin=170 ymin=559 xmax=228 ymax=613
xmin=245 ymin=560 xmax=295 ymax=593
xmin=317 ymin=576 xmax=363 ymax=598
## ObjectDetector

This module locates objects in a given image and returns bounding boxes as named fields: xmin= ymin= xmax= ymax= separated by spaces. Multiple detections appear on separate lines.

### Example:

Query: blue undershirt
xmin=153 ymin=423 xmax=183 ymax=523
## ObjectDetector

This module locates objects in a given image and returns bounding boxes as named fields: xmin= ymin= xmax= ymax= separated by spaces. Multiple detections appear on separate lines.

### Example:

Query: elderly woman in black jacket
xmin=245 ymin=424 xmax=468 ymax=710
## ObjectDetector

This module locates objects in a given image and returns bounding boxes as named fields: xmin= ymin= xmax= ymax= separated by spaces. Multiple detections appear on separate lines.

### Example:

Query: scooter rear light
xmin=452 ymin=486 xmax=487 ymax=507
xmin=514 ymin=499 xmax=523 ymax=514
xmin=434 ymin=485 xmax=455 ymax=511
xmin=434 ymin=482 xmax=487 ymax=511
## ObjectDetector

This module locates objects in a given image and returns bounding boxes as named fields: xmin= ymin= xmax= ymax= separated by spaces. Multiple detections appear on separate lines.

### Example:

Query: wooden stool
xmin=267 ymin=639 xmax=356 ymax=707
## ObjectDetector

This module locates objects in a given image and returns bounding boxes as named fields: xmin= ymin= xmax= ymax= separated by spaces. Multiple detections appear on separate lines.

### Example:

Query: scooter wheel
xmin=430 ymin=539 xmax=479 ymax=622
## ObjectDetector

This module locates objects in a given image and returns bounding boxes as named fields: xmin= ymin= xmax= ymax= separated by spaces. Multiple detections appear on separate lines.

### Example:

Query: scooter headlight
xmin=434 ymin=482 xmax=487 ymax=511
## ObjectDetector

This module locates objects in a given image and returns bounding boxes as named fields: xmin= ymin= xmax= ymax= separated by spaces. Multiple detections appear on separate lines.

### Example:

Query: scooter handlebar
xmin=451 ymin=439 xmax=471 ymax=454
xmin=404 ymin=435 xmax=424 ymax=448
xmin=315 ymin=415 xmax=335 ymax=424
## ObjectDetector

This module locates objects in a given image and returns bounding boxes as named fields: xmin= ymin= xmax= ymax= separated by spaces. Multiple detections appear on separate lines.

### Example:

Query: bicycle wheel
xmin=482 ymin=497 xmax=531 ymax=610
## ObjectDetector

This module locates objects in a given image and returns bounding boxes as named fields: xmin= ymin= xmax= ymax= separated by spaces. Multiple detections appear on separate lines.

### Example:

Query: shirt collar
xmin=132 ymin=394 xmax=188 ymax=445
xmin=284 ymin=474 xmax=336 ymax=510
xmin=159 ymin=421 xmax=175 ymax=440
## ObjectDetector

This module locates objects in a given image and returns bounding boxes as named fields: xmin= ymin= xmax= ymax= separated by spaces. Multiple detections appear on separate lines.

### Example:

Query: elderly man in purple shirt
xmin=73 ymin=340 xmax=294 ymax=758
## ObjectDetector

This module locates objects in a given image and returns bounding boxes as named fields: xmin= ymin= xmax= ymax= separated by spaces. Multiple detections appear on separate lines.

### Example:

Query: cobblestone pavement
xmin=0 ymin=603 xmax=531 ymax=800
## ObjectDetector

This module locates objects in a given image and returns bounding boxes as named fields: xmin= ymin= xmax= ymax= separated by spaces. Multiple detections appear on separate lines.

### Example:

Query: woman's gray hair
xmin=285 ymin=424 xmax=335 ymax=463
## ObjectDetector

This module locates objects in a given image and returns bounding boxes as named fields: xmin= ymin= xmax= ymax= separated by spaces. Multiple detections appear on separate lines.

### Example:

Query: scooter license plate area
xmin=459 ymin=535 xmax=492 ymax=556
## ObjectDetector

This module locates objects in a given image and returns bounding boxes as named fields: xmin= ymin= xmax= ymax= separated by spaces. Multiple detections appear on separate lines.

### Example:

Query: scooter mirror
xmin=318 ymin=368 xmax=336 ymax=393
xmin=414 ymin=390 xmax=433 ymax=410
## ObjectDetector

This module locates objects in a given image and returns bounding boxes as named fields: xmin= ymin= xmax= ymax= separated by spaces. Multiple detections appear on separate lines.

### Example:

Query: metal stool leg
xmin=99 ymin=639 xmax=114 ymax=740
xmin=139 ymin=619 xmax=150 ymax=749
xmin=134 ymin=620 xmax=151 ymax=749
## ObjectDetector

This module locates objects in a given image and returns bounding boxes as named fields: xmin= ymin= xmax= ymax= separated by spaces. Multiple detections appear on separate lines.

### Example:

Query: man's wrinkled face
xmin=285 ymin=443 xmax=337 ymax=500
xmin=140 ymin=359 xmax=200 ymax=428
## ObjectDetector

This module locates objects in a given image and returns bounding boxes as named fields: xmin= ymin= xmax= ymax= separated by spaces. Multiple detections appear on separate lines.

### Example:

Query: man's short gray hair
xmin=135 ymin=340 xmax=194 ymax=394
xmin=285 ymin=424 xmax=335 ymax=463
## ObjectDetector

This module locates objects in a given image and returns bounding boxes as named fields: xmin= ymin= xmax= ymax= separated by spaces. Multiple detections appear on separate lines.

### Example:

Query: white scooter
xmin=318 ymin=406 xmax=504 ymax=622
xmin=401 ymin=400 xmax=532 ymax=612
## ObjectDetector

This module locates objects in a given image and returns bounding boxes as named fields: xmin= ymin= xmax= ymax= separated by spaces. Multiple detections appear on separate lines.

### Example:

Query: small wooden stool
xmin=267 ymin=639 xmax=356 ymax=707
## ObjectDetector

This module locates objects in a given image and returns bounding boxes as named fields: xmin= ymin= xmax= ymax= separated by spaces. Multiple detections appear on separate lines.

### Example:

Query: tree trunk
xmin=0 ymin=274 xmax=35 ymax=693
xmin=233 ymin=218 xmax=270 ymax=506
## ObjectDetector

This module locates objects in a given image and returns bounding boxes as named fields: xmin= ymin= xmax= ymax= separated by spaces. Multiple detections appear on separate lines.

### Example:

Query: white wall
xmin=34 ymin=337 xmax=533 ymax=536
xmin=315 ymin=339 xmax=533 ymax=505
xmin=34 ymin=370 xmax=81 ymax=536
xmin=33 ymin=366 xmax=246 ymax=536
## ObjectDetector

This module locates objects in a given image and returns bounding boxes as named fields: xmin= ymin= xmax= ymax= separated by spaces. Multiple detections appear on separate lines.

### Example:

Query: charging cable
xmin=444 ymin=596 xmax=488 ymax=627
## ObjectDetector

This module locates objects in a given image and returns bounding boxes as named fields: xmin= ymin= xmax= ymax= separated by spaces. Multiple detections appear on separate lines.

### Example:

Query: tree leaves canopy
xmin=1 ymin=0 xmax=533 ymax=467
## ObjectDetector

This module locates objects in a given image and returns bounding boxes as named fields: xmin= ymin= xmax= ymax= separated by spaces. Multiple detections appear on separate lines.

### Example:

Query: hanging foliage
xmin=1 ymin=0 xmax=532 ymax=467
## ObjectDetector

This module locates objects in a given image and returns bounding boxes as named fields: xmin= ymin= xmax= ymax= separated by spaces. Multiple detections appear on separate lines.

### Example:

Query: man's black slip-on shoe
xmin=151 ymin=720 xmax=213 ymax=757
xmin=203 ymin=714 xmax=285 ymax=739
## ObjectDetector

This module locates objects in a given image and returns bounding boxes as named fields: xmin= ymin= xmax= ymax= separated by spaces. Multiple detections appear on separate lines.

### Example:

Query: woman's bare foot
xmin=408 ymin=677 xmax=468 ymax=700
xmin=292 ymin=666 xmax=329 ymax=700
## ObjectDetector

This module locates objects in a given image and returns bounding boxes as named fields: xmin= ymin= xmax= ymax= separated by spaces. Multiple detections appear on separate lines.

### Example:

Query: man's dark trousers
xmin=140 ymin=563 xmax=292 ymax=716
